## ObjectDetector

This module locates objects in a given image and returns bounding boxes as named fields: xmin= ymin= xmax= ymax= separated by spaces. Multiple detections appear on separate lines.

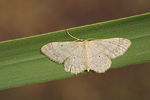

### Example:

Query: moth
xmin=41 ymin=30 xmax=131 ymax=74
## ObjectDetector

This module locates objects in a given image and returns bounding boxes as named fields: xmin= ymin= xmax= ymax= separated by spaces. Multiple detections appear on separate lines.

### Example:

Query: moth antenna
xmin=66 ymin=30 xmax=83 ymax=41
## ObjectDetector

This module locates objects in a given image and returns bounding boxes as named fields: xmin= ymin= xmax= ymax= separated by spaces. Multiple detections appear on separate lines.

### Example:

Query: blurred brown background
xmin=0 ymin=0 xmax=150 ymax=100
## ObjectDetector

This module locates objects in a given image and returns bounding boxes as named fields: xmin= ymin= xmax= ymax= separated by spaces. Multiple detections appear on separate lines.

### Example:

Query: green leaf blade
xmin=0 ymin=13 xmax=150 ymax=90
